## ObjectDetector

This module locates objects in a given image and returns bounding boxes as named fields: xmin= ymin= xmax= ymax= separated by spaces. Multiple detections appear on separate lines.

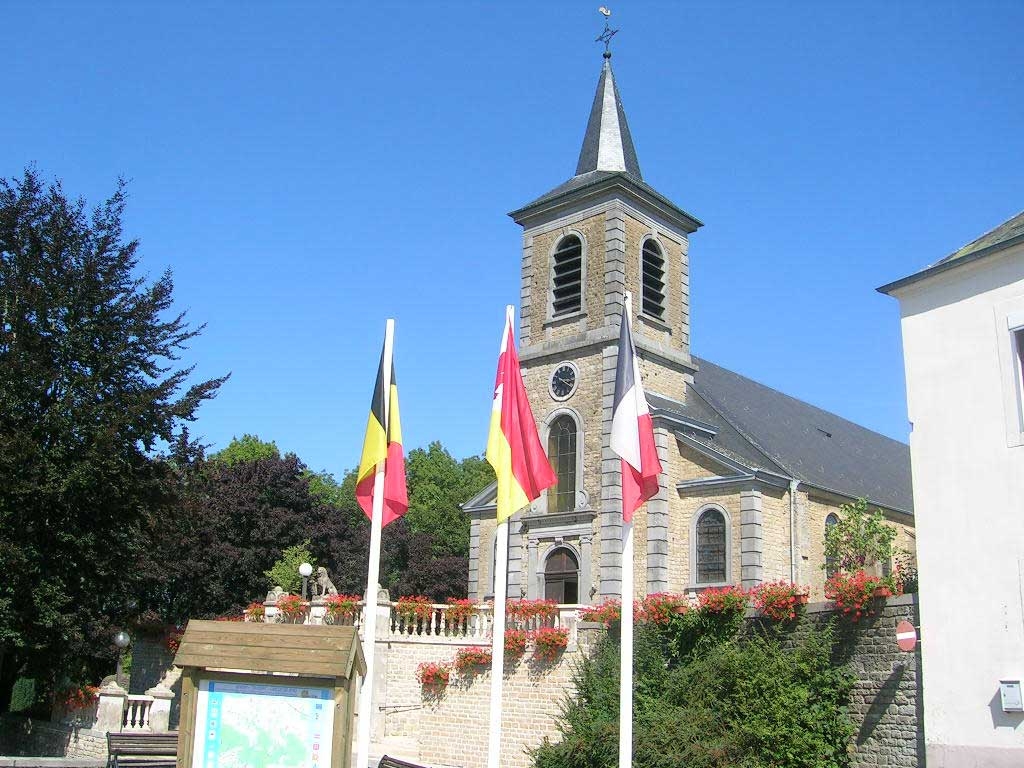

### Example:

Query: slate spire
xmin=574 ymin=55 xmax=642 ymax=179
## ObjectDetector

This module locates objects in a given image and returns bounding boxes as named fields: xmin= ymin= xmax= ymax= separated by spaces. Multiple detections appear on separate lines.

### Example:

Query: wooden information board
xmin=173 ymin=620 xmax=365 ymax=768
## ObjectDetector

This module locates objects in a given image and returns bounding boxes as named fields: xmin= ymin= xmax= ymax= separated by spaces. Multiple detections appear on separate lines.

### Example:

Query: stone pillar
xmin=599 ymin=344 xmax=623 ymax=599
xmin=526 ymin=539 xmax=539 ymax=599
xmin=646 ymin=428 xmax=671 ymax=594
xmin=95 ymin=680 xmax=127 ymax=733
xmin=740 ymin=490 xmax=764 ymax=589
xmin=145 ymin=684 xmax=174 ymax=732
xmin=507 ymin=518 xmax=523 ymax=598
xmin=580 ymin=534 xmax=594 ymax=602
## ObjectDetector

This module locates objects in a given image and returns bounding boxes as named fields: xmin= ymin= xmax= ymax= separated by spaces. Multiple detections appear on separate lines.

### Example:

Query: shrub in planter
xmin=532 ymin=627 xmax=569 ymax=662
xmin=507 ymin=598 xmax=559 ymax=624
xmin=454 ymin=646 xmax=492 ymax=674
xmin=243 ymin=602 xmax=266 ymax=622
xmin=504 ymin=629 xmax=528 ymax=658
xmin=637 ymin=593 xmax=689 ymax=625
xmin=416 ymin=661 xmax=451 ymax=688
xmin=276 ymin=594 xmax=308 ymax=623
xmin=395 ymin=595 xmax=434 ymax=623
xmin=324 ymin=594 xmax=361 ymax=624
xmin=697 ymin=586 xmax=747 ymax=615
xmin=750 ymin=581 xmax=809 ymax=622
xmin=579 ymin=599 xmax=621 ymax=626
xmin=443 ymin=598 xmax=476 ymax=627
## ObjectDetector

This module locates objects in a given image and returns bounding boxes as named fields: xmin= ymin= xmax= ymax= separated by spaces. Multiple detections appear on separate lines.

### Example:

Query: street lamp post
xmin=299 ymin=562 xmax=313 ymax=601
xmin=113 ymin=630 xmax=131 ymax=689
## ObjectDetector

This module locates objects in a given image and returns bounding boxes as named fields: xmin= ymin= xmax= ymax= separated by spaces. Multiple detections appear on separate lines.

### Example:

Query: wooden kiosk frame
xmin=173 ymin=620 xmax=365 ymax=768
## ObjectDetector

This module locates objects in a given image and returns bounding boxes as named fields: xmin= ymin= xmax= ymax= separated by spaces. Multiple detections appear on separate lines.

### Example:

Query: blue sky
xmin=4 ymin=1 xmax=1023 ymax=479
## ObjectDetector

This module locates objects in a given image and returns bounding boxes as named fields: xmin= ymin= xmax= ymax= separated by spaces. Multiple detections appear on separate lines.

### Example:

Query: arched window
xmin=641 ymin=239 xmax=666 ymax=320
xmin=547 ymin=414 xmax=577 ymax=513
xmin=551 ymin=235 xmax=583 ymax=316
xmin=544 ymin=547 xmax=579 ymax=604
xmin=695 ymin=508 xmax=727 ymax=584
xmin=824 ymin=513 xmax=839 ymax=579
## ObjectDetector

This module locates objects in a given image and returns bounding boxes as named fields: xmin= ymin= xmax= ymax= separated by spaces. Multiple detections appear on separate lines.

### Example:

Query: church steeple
xmin=575 ymin=57 xmax=642 ymax=179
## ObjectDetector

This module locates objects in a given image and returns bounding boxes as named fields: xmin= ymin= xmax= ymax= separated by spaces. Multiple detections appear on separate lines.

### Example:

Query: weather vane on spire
xmin=596 ymin=7 xmax=618 ymax=58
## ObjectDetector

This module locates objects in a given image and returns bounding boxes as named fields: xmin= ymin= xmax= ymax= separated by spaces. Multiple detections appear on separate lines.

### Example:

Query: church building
xmin=464 ymin=52 xmax=915 ymax=604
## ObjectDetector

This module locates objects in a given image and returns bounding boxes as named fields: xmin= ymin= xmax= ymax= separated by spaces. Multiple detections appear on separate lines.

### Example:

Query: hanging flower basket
xmin=323 ymin=594 xmax=361 ymax=624
xmin=579 ymin=599 xmax=621 ymax=626
xmin=443 ymin=598 xmax=477 ymax=629
xmin=454 ymin=646 xmax=492 ymax=674
xmin=395 ymin=595 xmax=434 ymax=624
xmin=697 ymin=586 xmax=748 ymax=615
xmin=750 ymin=581 xmax=809 ymax=622
xmin=506 ymin=599 xmax=559 ymax=624
xmin=531 ymin=627 xmax=569 ymax=662
xmin=637 ymin=593 xmax=689 ymax=624
xmin=276 ymin=594 xmax=308 ymax=623
xmin=416 ymin=661 xmax=451 ymax=688
xmin=825 ymin=570 xmax=902 ymax=622
xmin=504 ymin=629 xmax=528 ymax=658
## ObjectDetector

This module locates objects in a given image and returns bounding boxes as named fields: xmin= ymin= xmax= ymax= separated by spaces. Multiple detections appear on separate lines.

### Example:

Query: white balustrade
xmin=255 ymin=598 xmax=582 ymax=645
xmin=122 ymin=694 xmax=154 ymax=731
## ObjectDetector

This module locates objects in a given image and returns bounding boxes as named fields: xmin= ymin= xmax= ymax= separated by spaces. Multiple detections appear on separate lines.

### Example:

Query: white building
xmin=880 ymin=211 xmax=1024 ymax=767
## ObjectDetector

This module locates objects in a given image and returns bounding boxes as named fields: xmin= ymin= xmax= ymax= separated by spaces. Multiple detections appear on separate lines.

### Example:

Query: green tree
xmin=211 ymin=434 xmax=280 ymax=466
xmin=264 ymin=541 xmax=315 ymax=594
xmin=404 ymin=442 xmax=494 ymax=557
xmin=0 ymin=169 xmax=226 ymax=691
xmin=823 ymin=498 xmax=899 ymax=573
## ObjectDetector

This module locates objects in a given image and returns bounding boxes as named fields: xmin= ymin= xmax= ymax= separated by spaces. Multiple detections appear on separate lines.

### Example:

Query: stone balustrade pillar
xmin=95 ymin=680 xmax=128 ymax=733
xmin=146 ymin=684 xmax=175 ymax=732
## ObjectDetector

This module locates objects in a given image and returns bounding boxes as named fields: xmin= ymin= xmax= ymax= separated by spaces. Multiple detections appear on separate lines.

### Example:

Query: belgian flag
xmin=355 ymin=347 xmax=408 ymax=527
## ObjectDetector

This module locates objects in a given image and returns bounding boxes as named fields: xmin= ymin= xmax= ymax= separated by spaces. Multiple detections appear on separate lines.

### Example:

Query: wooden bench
xmin=105 ymin=732 xmax=178 ymax=768
xmin=378 ymin=756 xmax=428 ymax=768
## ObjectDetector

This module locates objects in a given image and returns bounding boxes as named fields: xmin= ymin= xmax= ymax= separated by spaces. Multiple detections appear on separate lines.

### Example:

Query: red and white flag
xmin=610 ymin=300 xmax=663 ymax=521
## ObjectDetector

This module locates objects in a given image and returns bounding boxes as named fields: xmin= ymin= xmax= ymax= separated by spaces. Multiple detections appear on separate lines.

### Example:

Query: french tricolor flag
xmin=610 ymin=297 xmax=663 ymax=522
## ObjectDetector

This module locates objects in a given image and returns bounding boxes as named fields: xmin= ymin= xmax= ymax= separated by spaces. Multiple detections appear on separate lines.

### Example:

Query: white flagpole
xmin=486 ymin=304 xmax=515 ymax=768
xmin=618 ymin=293 xmax=635 ymax=768
xmin=356 ymin=319 xmax=394 ymax=768
xmin=487 ymin=518 xmax=509 ymax=768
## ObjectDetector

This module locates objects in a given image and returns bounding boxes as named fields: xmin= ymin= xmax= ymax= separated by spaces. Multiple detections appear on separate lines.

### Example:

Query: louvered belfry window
xmin=551 ymin=235 xmax=583 ymax=316
xmin=641 ymin=239 xmax=666 ymax=319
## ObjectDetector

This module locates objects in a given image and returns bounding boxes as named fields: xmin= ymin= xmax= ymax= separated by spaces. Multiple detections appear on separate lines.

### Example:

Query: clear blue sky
xmin=5 ymin=1 xmax=1023 ymax=479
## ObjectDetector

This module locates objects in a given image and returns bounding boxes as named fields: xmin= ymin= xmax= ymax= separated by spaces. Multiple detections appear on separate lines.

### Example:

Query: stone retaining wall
xmin=0 ymin=718 xmax=106 ymax=761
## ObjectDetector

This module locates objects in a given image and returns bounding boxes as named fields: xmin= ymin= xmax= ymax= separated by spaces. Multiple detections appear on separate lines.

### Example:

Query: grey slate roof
xmin=937 ymin=209 xmax=1024 ymax=265
xmin=879 ymin=209 xmax=1024 ymax=295
xmin=656 ymin=358 xmax=913 ymax=514
xmin=575 ymin=59 xmax=642 ymax=178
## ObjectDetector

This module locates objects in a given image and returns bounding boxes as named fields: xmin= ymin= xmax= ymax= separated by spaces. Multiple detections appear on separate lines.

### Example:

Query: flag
xmin=355 ymin=346 xmax=408 ymax=527
xmin=486 ymin=310 xmax=557 ymax=522
xmin=610 ymin=301 xmax=663 ymax=522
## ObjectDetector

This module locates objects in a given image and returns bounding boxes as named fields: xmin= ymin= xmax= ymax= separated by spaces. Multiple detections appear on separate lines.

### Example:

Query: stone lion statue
xmin=314 ymin=566 xmax=338 ymax=597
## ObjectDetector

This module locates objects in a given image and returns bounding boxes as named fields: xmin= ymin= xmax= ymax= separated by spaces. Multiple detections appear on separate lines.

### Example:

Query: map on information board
xmin=191 ymin=679 xmax=335 ymax=768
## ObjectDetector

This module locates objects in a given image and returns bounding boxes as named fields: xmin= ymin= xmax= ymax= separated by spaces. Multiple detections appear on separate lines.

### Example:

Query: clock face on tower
xmin=549 ymin=362 xmax=579 ymax=401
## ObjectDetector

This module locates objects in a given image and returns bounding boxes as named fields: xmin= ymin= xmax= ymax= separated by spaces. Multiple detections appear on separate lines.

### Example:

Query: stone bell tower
xmin=505 ymin=50 xmax=703 ymax=601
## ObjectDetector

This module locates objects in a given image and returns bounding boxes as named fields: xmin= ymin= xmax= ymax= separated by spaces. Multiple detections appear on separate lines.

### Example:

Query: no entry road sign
xmin=896 ymin=619 xmax=917 ymax=652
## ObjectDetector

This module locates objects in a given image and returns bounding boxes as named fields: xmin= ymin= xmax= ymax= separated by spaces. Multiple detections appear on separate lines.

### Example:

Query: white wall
xmin=893 ymin=244 xmax=1024 ymax=766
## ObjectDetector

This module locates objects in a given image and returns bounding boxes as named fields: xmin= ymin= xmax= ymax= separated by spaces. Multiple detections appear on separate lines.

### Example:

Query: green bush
xmin=533 ymin=618 xmax=855 ymax=768
xmin=264 ymin=541 xmax=315 ymax=594
xmin=9 ymin=677 xmax=36 ymax=712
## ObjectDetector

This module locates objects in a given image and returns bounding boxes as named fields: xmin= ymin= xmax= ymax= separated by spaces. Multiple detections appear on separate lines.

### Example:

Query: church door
xmin=544 ymin=548 xmax=579 ymax=604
